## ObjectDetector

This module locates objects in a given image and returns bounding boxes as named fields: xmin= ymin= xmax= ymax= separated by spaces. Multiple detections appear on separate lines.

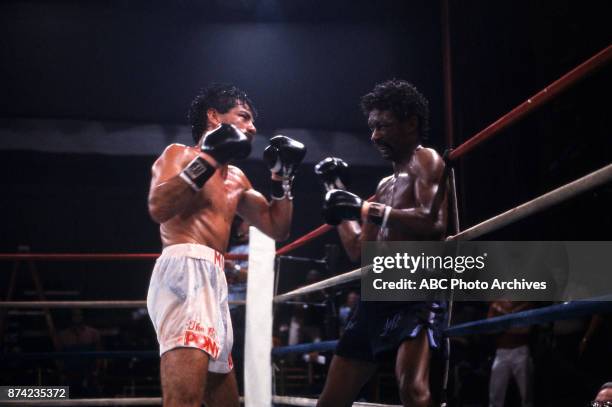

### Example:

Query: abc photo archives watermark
xmin=361 ymin=241 xmax=612 ymax=301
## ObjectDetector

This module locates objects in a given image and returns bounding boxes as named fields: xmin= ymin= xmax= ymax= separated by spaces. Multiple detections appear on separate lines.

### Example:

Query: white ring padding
xmin=447 ymin=162 xmax=612 ymax=241
xmin=272 ymin=395 xmax=401 ymax=407
xmin=273 ymin=265 xmax=371 ymax=302
xmin=244 ymin=227 xmax=275 ymax=407
xmin=0 ymin=300 xmax=246 ymax=308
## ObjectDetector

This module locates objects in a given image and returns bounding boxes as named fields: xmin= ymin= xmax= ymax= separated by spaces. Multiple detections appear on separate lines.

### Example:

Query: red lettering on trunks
xmin=214 ymin=251 xmax=224 ymax=269
xmin=183 ymin=330 xmax=220 ymax=359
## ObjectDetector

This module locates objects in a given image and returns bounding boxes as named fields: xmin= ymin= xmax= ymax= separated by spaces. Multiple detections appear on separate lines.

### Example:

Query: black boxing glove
xmin=314 ymin=157 xmax=350 ymax=191
xmin=322 ymin=190 xmax=363 ymax=225
xmin=263 ymin=135 xmax=307 ymax=200
xmin=180 ymin=124 xmax=251 ymax=191
xmin=201 ymin=123 xmax=252 ymax=165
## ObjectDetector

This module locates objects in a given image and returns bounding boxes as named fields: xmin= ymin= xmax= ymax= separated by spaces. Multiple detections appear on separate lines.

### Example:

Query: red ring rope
xmin=0 ymin=253 xmax=247 ymax=261
xmin=1 ymin=45 xmax=610 ymax=263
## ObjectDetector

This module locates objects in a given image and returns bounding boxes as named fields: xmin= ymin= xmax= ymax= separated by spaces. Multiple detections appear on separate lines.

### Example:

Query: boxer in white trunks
xmin=147 ymin=83 xmax=306 ymax=407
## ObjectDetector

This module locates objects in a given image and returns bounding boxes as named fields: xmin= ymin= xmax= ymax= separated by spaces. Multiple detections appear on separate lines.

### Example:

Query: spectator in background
xmin=57 ymin=309 xmax=104 ymax=397
xmin=288 ymin=270 xmax=326 ymax=347
xmin=338 ymin=291 xmax=359 ymax=334
xmin=592 ymin=382 xmax=612 ymax=406
xmin=288 ymin=270 xmax=328 ymax=366
xmin=488 ymin=301 xmax=533 ymax=407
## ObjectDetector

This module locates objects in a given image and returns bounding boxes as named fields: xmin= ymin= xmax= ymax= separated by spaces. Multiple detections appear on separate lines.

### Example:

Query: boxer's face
xmin=208 ymin=102 xmax=257 ymax=141
xmin=368 ymin=109 xmax=419 ymax=161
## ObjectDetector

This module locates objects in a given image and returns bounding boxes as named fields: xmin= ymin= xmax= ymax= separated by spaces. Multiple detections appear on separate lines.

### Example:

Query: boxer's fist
xmin=323 ymin=189 xmax=363 ymax=225
xmin=200 ymin=123 xmax=251 ymax=165
xmin=314 ymin=157 xmax=350 ymax=191
xmin=263 ymin=135 xmax=306 ymax=179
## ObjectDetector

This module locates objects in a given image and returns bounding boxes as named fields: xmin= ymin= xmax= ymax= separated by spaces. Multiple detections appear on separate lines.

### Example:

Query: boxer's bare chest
xmin=161 ymin=167 xmax=246 ymax=250
xmin=375 ymin=165 xmax=422 ymax=241
xmin=377 ymin=171 xmax=418 ymax=210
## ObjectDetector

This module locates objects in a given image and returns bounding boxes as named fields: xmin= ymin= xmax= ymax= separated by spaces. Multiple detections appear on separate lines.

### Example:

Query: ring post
xmin=244 ymin=227 xmax=275 ymax=407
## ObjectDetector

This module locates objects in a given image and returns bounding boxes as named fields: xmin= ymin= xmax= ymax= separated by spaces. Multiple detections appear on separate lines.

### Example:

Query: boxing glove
xmin=323 ymin=189 xmax=363 ymax=225
xmin=263 ymin=135 xmax=306 ymax=200
xmin=180 ymin=124 xmax=251 ymax=191
xmin=314 ymin=157 xmax=350 ymax=191
xmin=201 ymin=123 xmax=251 ymax=165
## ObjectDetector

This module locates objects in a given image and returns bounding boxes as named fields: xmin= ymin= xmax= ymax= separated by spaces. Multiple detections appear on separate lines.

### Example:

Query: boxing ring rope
xmin=272 ymin=296 xmax=612 ymax=357
xmin=448 ymin=44 xmax=612 ymax=161
xmin=274 ymin=266 xmax=365 ymax=302
xmin=1 ymin=45 xmax=608 ymax=268
xmin=269 ymin=44 xmax=612 ymax=258
xmin=272 ymin=161 xmax=612 ymax=302
xmin=0 ymin=397 xmax=399 ymax=407
xmin=271 ymin=396 xmax=401 ymax=407
xmin=1 ymin=45 xmax=610 ymax=407
xmin=266 ymin=46 xmax=612 ymax=406
xmin=446 ymin=162 xmax=612 ymax=241
xmin=0 ymin=252 xmax=247 ymax=261
xmin=0 ymin=350 xmax=159 ymax=360
xmin=445 ymin=295 xmax=612 ymax=336
xmin=0 ymin=300 xmax=245 ymax=308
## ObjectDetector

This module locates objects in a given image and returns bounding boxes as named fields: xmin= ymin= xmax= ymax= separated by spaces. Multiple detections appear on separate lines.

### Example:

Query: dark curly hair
xmin=360 ymin=79 xmax=430 ymax=139
xmin=188 ymin=83 xmax=257 ymax=144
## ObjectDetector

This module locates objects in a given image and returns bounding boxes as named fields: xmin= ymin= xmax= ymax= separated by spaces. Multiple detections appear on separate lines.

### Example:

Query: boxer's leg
xmin=205 ymin=370 xmax=240 ymax=407
xmin=316 ymin=355 xmax=377 ymax=407
xmin=396 ymin=329 xmax=431 ymax=407
xmin=161 ymin=348 xmax=209 ymax=407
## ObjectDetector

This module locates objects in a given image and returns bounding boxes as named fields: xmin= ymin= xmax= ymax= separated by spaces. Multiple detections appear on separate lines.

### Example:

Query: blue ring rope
xmin=3 ymin=297 xmax=611 ymax=360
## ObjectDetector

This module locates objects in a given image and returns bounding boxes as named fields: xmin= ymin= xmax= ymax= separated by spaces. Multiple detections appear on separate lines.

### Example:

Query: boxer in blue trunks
xmin=315 ymin=79 xmax=448 ymax=407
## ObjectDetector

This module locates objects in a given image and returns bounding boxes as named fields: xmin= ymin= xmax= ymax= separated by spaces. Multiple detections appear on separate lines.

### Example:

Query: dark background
xmin=1 ymin=0 xmax=610 ymax=289
xmin=0 ymin=0 xmax=610 ymax=402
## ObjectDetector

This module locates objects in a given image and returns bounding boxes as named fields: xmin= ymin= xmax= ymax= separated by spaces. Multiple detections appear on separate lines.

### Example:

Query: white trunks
xmin=147 ymin=243 xmax=233 ymax=373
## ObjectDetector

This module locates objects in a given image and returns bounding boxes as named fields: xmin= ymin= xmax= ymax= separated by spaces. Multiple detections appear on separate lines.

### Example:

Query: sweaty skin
xmin=148 ymin=101 xmax=292 ymax=407
xmin=338 ymin=109 xmax=448 ymax=261
xmin=148 ymin=103 xmax=291 ymax=252
xmin=317 ymin=109 xmax=448 ymax=407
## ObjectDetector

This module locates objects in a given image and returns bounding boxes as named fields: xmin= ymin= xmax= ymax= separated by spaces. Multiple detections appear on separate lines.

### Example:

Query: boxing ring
xmin=1 ymin=44 xmax=611 ymax=406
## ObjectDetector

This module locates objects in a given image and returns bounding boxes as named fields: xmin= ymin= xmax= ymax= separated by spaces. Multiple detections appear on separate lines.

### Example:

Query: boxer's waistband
xmin=159 ymin=243 xmax=225 ymax=269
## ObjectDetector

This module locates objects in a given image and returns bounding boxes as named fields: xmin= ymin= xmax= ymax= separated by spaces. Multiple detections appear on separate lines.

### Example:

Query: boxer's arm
xmin=237 ymin=174 xmax=292 ymax=242
xmin=337 ymin=196 xmax=380 ymax=263
xmin=337 ymin=221 xmax=361 ymax=262
xmin=363 ymin=150 xmax=448 ymax=238
xmin=148 ymin=144 xmax=216 ymax=223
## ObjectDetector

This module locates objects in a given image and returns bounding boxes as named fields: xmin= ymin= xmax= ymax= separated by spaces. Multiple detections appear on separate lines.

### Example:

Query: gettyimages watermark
xmin=361 ymin=241 xmax=612 ymax=301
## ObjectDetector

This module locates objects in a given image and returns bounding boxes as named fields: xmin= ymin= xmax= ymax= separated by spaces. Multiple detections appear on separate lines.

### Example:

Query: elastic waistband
xmin=160 ymin=244 xmax=225 ymax=269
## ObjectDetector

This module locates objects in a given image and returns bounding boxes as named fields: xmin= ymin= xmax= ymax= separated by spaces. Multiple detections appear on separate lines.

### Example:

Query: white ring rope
xmin=274 ymin=162 xmax=612 ymax=300
xmin=447 ymin=162 xmax=612 ymax=241
xmin=0 ymin=396 xmax=399 ymax=406
xmin=272 ymin=396 xmax=401 ymax=407
xmin=273 ymin=265 xmax=369 ymax=302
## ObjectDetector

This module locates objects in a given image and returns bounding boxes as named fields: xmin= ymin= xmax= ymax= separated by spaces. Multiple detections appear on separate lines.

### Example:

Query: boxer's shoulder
xmin=155 ymin=143 xmax=198 ymax=164
xmin=374 ymin=174 xmax=394 ymax=199
xmin=414 ymin=147 xmax=444 ymax=179
xmin=163 ymin=143 xmax=193 ymax=155
xmin=376 ymin=174 xmax=394 ymax=190
xmin=227 ymin=165 xmax=252 ymax=189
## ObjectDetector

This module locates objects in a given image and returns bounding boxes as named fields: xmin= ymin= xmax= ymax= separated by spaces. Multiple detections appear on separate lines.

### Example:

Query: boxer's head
xmin=189 ymin=83 xmax=258 ymax=144
xmin=361 ymin=79 xmax=429 ymax=161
